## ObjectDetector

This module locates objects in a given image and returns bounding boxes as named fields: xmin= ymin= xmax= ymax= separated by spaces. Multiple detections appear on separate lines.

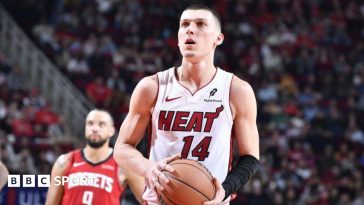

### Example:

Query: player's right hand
xmin=145 ymin=154 xmax=180 ymax=192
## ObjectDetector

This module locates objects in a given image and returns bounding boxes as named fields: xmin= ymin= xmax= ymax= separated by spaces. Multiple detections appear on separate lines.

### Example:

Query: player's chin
xmin=88 ymin=138 xmax=100 ymax=143
xmin=87 ymin=134 xmax=101 ymax=140
xmin=183 ymin=52 xmax=197 ymax=58
xmin=86 ymin=138 xmax=108 ymax=148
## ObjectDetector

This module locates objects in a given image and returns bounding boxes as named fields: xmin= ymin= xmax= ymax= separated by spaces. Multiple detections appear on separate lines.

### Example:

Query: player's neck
xmin=84 ymin=146 xmax=112 ymax=163
xmin=178 ymin=59 xmax=217 ymax=92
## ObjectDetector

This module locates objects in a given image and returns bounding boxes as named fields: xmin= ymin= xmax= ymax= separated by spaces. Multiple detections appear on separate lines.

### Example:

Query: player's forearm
xmin=114 ymin=143 xmax=153 ymax=177
xmin=45 ymin=196 xmax=61 ymax=205
xmin=45 ymin=186 xmax=63 ymax=205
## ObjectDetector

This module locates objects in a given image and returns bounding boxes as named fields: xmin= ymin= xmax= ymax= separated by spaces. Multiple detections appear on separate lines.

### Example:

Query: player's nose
xmin=186 ymin=24 xmax=196 ymax=34
xmin=90 ymin=124 xmax=100 ymax=132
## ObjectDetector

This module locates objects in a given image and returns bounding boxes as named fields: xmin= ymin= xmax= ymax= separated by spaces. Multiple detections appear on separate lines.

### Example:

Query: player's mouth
xmin=89 ymin=134 xmax=100 ymax=139
xmin=185 ymin=38 xmax=196 ymax=45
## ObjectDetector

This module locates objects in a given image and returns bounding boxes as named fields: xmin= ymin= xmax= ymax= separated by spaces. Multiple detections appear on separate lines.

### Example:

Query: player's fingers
xmin=145 ymin=177 xmax=152 ymax=189
xmin=158 ymin=162 xmax=174 ymax=173
xmin=214 ymin=178 xmax=226 ymax=199
xmin=204 ymin=201 xmax=222 ymax=205
xmin=204 ymin=178 xmax=225 ymax=205
xmin=153 ymin=165 xmax=170 ymax=184
xmin=165 ymin=154 xmax=181 ymax=163
xmin=213 ymin=178 xmax=222 ymax=189
xmin=154 ymin=168 xmax=170 ymax=184
xmin=154 ymin=180 xmax=164 ymax=192
xmin=149 ymin=176 xmax=158 ymax=189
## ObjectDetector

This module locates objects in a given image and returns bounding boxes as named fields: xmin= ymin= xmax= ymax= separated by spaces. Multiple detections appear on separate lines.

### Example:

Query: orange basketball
xmin=159 ymin=159 xmax=216 ymax=205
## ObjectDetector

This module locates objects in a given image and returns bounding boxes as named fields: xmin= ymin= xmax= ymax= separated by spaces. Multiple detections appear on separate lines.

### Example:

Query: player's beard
xmin=86 ymin=137 xmax=108 ymax=148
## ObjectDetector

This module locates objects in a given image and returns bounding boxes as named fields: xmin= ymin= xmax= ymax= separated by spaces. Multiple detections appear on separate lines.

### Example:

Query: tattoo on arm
xmin=57 ymin=155 xmax=67 ymax=168
xmin=118 ymin=167 xmax=127 ymax=187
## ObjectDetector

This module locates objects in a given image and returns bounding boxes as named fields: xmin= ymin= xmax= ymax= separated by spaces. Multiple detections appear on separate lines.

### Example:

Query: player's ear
xmin=215 ymin=33 xmax=224 ymax=46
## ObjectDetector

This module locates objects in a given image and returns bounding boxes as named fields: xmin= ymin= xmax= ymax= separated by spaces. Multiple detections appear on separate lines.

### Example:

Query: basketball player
xmin=0 ymin=161 xmax=9 ymax=191
xmin=114 ymin=4 xmax=259 ymax=205
xmin=45 ymin=109 xmax=144 ymax=205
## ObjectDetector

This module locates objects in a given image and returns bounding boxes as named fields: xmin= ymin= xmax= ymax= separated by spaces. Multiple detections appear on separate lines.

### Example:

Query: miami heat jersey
xmin=144 ymin=67 xmax=234 ymax=203
xmin=62 ymin=149 xmax=124 ymax=205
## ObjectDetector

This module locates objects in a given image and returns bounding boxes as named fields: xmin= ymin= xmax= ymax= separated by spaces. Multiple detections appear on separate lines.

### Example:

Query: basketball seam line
xmin=165 ymin=172 xmax=211 ymax=200
xmin=170 ymin=160 xmax=214 ymax=179
xmin=169 ymin=162 xmax=216 ymax=193
xmin=170 ymin=163 xmax=213 ymax=183
xmin=161 ymin=191 xmax=178 ymax=205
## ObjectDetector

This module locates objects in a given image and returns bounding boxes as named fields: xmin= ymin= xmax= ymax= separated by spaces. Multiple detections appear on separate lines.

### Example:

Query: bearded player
xmin=46 ymin=109 xmax=144 ymax=205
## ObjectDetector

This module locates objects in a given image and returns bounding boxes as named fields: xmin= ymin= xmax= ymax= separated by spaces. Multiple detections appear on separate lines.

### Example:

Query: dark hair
xmin=183 ymin=4 xmax=221 ymax=30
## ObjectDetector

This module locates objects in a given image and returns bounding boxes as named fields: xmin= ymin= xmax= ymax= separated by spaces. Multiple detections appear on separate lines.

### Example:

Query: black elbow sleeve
xmin=222 ymin=155 xmax=259 ymax=200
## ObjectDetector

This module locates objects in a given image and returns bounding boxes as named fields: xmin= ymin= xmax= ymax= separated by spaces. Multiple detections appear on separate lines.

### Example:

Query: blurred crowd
xmin=0 ymin=52 xmax=75 ymax=175
xmin=2 ymin=0 xmax=364 ymax=204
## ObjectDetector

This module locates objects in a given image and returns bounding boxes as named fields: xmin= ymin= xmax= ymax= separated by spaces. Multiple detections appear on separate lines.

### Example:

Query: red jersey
xmin=61 ymin=149 xmax=124 ymax=205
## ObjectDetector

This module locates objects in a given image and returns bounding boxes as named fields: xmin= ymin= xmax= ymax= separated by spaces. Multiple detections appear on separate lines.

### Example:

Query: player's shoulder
xmin=129 ymin=74 xmax=159 ymax=111
xmin=230 ymin=75 xmax=255 ymax=96
xmin=137 ymin=67 xmax=175 ymax=88
xmin=136 ymin=74 xmax=159 ymax=91
xmin=230 ymin=75 xmax=257 ymax=115
xmin=53 ymin=151 xmax=74 ymax=172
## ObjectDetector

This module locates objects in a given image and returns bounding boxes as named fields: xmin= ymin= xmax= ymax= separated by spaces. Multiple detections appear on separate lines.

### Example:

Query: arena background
xmin=0 ymin=0 xmax=364 ymax=204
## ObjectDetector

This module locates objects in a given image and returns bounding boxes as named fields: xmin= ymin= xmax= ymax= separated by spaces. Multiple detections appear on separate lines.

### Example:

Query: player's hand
xmin=145 ymin=154 xmax=180 ymax=192
xmin=204 ymin=178 xmax=227 ymax=205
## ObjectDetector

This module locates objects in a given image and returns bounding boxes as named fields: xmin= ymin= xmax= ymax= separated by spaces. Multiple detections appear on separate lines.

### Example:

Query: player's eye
xmin=197 ymin=22 xmax=206 ymax=27
xmin=181 ymin=22 xmax=189 ymax=27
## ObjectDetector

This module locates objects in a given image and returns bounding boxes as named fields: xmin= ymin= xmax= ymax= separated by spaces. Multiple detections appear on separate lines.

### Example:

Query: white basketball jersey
xmin=143 ymin=67 xmax=234 ymax=204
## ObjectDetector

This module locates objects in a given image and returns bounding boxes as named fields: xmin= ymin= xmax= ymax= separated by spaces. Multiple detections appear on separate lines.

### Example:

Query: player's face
xmin=85 ymin=111 xmax=115 ymax=149
xmin=178 ymin=9 xmax=223 ymax=61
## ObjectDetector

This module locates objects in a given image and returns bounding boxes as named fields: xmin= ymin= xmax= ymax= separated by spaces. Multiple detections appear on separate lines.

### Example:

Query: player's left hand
xmin=204 ymin=177 xmax=227 ymax=205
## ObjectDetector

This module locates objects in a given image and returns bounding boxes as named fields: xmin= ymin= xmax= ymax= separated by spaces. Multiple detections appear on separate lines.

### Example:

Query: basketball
xmin=158 ymin=159 xmax=216 ymax=205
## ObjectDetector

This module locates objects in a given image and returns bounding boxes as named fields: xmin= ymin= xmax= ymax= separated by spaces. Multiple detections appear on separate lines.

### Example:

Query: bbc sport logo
xmin=7 ymin=174 xmax=102 ymax=188
xmin=8 ymin=175 xmax=49 ymax=188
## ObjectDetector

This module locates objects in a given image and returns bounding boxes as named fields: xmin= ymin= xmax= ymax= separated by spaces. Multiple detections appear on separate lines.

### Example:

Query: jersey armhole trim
xmin=63 ymin=150 xmax=76 ymax=176
xmin=150 ymin=74 xmax=160 ymax=115
xmin=224 ymin=73 xmax=234 ymax=126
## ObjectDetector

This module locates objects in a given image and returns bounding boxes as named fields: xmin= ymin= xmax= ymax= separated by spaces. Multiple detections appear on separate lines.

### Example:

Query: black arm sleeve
xmin=222 ymin=155 xmax=259 ymax=200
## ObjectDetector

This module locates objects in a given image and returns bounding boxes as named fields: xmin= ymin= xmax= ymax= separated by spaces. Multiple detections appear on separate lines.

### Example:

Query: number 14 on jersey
xmin=181 ymin=136 xmax=212 ymax=161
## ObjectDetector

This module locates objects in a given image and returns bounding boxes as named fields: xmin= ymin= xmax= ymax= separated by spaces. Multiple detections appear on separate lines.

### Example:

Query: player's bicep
xmin=45 ymin=154 xmax=71 ymax=205
xmin=233 ymin=114 xmax=259 ymax=158
xmin=231 ymin=77 xmax=260 ymax=159
xmin=116 ymin=75 xmax=158 ymax=146
xmin=117 ymin=111 xmax=150 ymax=147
